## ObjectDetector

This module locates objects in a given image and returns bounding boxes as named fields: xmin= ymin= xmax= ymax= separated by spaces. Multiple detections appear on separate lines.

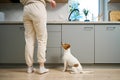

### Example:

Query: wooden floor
xmin=0 ymin=64 xmax=120 ymax=80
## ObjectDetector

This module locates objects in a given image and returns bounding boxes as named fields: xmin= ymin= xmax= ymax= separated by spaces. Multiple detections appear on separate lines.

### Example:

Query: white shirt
xmin=20 ymin=0 xmax=51 ymax=6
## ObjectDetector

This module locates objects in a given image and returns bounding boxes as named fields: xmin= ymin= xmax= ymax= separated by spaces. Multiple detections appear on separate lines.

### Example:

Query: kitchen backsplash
xmin=0 ymin=3 xmax=68 ymax=21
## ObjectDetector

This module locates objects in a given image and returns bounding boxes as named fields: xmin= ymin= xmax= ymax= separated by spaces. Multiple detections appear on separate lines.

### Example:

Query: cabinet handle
xmin=19 ymin=27 xmax=25 ymax=31
xmin=84 ymin=27 xmax=93 ymax=31
xmin=106 ymin=27 xmax=116 ymax=31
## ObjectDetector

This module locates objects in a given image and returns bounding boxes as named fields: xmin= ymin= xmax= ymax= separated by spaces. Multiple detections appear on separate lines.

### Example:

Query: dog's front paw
xmin=70 ymin=71 xmax=78 ymax=74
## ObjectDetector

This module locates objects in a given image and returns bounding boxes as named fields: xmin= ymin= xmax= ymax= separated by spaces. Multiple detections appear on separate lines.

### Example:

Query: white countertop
xmin=0 ymin=21 xmax=120 ymax=25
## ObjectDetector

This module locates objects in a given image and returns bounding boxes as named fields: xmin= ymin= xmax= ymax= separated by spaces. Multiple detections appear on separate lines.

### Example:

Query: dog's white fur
xmin=62 ymin=43 xmax=92 ymax=74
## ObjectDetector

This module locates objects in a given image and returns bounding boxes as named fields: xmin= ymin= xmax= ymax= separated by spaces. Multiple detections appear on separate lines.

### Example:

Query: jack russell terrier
xmin=62 ymin=43 xmax=92 ymax=74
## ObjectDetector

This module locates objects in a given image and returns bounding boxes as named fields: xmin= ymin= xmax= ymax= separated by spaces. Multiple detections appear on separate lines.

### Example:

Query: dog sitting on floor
xmin=62 ymin=43 xmax=92 ymax=74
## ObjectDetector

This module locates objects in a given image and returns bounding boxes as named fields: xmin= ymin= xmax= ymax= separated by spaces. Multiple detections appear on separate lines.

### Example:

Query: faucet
xmin=68 ymin=9 xmax=80 ymax=21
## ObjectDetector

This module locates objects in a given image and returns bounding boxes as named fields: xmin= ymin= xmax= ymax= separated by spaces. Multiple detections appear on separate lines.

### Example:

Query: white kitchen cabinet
xmin=62 ymin=25 xmax=94 ymax=63
xmin=95 ymin=25 xmax=120 ymax=63
xmin=1 ymin=23 xmax=120 ymax=64
xmin=0 ymin=25 xmax=25 ymax=63
xmin=46 ymin=25 xmax=62 ymax=63
xmin=0 ymin=24 xmax=62 ymax=63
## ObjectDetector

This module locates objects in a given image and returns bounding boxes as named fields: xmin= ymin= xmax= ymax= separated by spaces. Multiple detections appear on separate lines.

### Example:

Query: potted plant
xmin=83 ymin=9 xmax=90 ymax=22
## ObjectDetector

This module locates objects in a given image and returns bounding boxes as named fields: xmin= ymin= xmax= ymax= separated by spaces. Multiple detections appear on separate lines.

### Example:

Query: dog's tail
xmin=70 ymin=71 xmax=93 ymax=74
xmin=80 ymin=71 xmax=93 ymax=74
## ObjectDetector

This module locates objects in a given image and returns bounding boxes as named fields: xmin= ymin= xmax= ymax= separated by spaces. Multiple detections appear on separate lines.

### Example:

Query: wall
xmin=0 ymin=3 xmax=68 ymax=21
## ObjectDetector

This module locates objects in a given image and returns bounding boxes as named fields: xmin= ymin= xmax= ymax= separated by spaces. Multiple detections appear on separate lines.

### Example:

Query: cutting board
xmin=109 ymin=11 xmax=120 ymax=21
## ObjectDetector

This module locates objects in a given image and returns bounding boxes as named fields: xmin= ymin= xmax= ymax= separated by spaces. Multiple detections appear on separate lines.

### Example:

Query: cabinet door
xmin=46 ymin=25 xmax=62 ymax=63
xmin=95 ymin=25 xmax=120 ymax=63
xmin=0 ymin=25 xmax=25 ymax=63
xmin=62 ymin=25 xmax=94 ymax=63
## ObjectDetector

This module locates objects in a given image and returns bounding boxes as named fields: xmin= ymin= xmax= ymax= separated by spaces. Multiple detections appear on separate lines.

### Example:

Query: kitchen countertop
xmin=0 ymin=21 xmax=120 ymax=25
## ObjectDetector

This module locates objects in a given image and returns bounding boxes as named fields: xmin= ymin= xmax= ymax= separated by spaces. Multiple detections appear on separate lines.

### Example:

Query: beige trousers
xmin=23 ymin=2 xmax=47 ymax=67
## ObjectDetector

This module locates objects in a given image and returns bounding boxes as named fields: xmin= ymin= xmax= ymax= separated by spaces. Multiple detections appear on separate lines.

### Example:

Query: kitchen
xmin=0 ymin=0 xmax=120 ymax=80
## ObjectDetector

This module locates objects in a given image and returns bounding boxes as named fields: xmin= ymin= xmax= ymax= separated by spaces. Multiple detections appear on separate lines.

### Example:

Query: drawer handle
xmin=84 ymin=27 xmax=93 ymax=31
xmin=106 ymin=27 xmax=116 ymax=31
xmin=19 ymin=27 xmax=25 ymax=31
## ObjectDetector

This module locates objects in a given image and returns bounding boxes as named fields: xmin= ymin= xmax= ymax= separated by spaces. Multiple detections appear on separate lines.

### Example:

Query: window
xmin=69 ymin=0 xmax=99 ymax=21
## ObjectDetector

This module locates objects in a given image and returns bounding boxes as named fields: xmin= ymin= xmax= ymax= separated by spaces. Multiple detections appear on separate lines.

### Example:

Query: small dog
xmin=62 ymin=43 xmax=92 ymax=74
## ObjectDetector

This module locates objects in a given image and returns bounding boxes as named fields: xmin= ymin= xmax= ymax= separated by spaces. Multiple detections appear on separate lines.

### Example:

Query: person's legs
xmin=33 ymin=17 xmax=48 ymax=73
xmin=24 ymin=19 xmax=36 ymax=73
xmin=34 ymin=19 xmax=47 ymax=65
xmin=32 ymin=2 xmax=48 ymax=73
xmin=24 ymin=2 xmax=48 ymax=73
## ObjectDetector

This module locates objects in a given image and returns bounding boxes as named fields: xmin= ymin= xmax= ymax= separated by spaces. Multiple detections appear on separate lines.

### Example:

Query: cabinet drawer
xmin=62 ymin=25 xmax=94 ymax=63
xmin=46 ymin=48 xmax=62 ymax=63
xmin=47 ymin=25 xmax=61 ymax=31
xmin=0 ymin=25 xmax=25 ymax=63
xmin=47 ymin=25 xmax=61 ymax=47
xmin=95 ymin=25 xmax=120 ymax=63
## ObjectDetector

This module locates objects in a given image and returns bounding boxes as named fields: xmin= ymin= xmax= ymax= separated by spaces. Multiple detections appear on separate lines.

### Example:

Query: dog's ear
xmin=64 ymin=44 xmax=71 ymax=50
xmin=66 ymin=44 xmax=71 ymax=49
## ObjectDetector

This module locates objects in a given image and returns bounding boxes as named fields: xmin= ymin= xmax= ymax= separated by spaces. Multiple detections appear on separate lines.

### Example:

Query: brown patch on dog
xmin=62 ymin=43 xmax=71 ymax=50
xmin=74 ymin=64 xmax=79 ymax=67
